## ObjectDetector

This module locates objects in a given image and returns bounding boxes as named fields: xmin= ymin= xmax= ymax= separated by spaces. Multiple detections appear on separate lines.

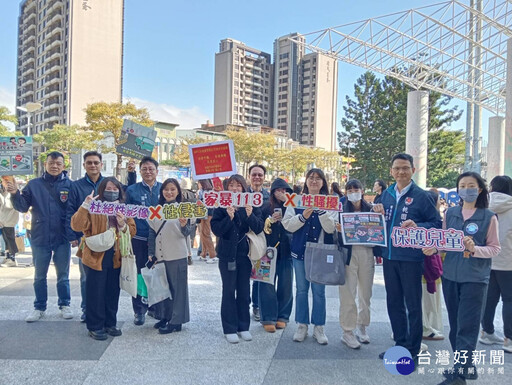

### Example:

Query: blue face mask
xmin=458 ymin=188 xmax=479 ymax=203
xmin=103 ymin=190 xmax=119 ymax=202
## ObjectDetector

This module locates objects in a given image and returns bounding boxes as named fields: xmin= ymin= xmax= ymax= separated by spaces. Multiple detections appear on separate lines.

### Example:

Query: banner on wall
xmin=188 ymin=140 xmax=236 ymax=180
xmin=0 ymin=136 xmax=33 ymax=176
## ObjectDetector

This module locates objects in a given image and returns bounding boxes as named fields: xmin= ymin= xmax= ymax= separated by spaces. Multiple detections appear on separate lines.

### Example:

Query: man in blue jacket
xmin=65 ymin=151 xmax=136 ymax=322
xmin=125 ymin=156 xmax=162 ymax=326
xmin=6 ymin=151 xmax=74 ymax=322
xmin=373 ymin=153 xmax=441 ymax=363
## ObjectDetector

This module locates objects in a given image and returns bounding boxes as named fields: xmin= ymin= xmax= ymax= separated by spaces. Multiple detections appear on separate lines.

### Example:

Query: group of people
xmin=0 ymin=150 xmax=511 ymax=385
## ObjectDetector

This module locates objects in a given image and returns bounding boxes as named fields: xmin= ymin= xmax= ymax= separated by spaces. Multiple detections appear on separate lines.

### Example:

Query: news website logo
xmin=383 ymin=346 xmax=415 ymax=375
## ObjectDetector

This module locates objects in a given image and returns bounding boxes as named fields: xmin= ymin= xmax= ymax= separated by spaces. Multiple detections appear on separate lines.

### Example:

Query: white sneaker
xmin=342 ymin=331 xmax=361 ymax=349
xmin=503 ymin=338 xmax=512 ymax=353
xmin=421 ymin=342 xmax=428 ymax=352
xmin=206 ymin=257 xmax=218 ymax=264
xmin=293 ymin=323 xmax=308 ymax=342
xmin=60 ymin=306 xmax=73 ymax=319
xmin=479 ymin=330 xmax=504 ymax=345
xmin=238 ymin=331 xmax=252 ymax=341
xmin=25 ymin=309 xmax=45 ymax=322
xmin=225 ymin=333 xmax=239 ymax=344
xmin=1 ymin=259 xmax=17 ymax=267
xmin=355 ymin=325 xmax=370 ymax=344
xmin=313 ymin=325 xmax=328 ymax=345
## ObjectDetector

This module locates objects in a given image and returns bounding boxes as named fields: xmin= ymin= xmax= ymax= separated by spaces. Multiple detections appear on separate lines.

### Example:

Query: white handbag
xmin=246 ymin=230 xmax=267 ymax=261
xmin=85 ymin=217 xmax=116 ymax=252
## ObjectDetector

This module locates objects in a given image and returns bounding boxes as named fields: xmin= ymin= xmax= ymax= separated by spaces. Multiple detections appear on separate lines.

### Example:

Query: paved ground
xmin=0 ymin=249 xmax=510 ymax=385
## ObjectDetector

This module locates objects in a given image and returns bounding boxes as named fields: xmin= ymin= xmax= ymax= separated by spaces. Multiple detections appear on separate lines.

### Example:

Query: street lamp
xmin=17 ymin=102 xmax=42 ymax=136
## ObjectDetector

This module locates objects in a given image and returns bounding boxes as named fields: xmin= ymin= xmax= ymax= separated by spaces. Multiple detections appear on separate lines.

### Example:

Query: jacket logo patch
xmin=405 ymin=197 xmax=414 ymax=206
xmin=465 ymin=223 xmax=478 ymax=235
xmin=60 ymin=190 xmax=69 ymax=203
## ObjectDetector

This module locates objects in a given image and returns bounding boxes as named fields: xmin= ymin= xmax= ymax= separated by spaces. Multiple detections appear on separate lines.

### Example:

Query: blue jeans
xmin=79 ymin=258 xmax=86 ymax=311
xmin=259 ymin=256 xmax=293 ymax=324
xmin=293 ymin=258 xmax=326 ymax=325
xmin=31 ymin=243 xmax=71 ymax=311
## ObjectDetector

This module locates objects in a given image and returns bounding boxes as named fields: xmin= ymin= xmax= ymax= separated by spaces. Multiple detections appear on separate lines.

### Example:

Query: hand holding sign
xmin=303 ymin=207 xmax=314 ymax=219
xmin=463 ymin=236 xmax=475 ymax=253
xmin=227 ymin=206 xmax=235 ymax=220
xmin=422 ymin=247 xmax=437 ymax=256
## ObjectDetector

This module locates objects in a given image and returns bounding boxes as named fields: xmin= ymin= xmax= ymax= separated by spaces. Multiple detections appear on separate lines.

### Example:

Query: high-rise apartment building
xmin=214 ymin=35 xmax=338 ymax=151
xmin=273 ymin=33 xmax=304 ymax=141
xmin=299 ymin=52 xmax=338 ymax=151
xmin=214 ymin=38 xmax=273 ymax=127
xmin=15 ymin=0 xmax=124 ymax=135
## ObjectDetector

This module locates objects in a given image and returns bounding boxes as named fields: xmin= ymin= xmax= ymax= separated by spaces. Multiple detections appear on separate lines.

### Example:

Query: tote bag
xmin=141 ymin=262 xmax=172 ymax=307
xmin=119 ymin=230 xmax=138 ymax=298
xmin=304 ymin=230 xmax=348 ymax=286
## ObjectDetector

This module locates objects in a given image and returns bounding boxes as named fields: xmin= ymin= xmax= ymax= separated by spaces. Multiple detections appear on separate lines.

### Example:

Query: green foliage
xmin=33 ymin=124 xmax=98 ymax=155
xmin=427 ymin=128 xmax=465 ymax=188
xmin=160 ymin=159 xmax=182 ymax=167
xmin=339 ymin=70 xmax=463 ymax=188
xmin=0 ymin=106 xmax=19 ymax=135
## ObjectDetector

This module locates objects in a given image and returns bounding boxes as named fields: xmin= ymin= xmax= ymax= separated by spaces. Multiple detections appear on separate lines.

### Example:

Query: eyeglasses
xmin=141 ymin=168 xmax=157 ymax=173
xmin=392 ymin=167 xmax=412 ymax=172
xmin=85 ymin=161 xmax=101 ymax=166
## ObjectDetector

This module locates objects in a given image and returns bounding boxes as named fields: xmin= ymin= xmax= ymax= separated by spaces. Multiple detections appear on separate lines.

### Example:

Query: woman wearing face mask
xmin=147 ymin=178 xmax=191 ymax=334
xmin=423 ymin=172 xmax=500 ymax=384
xmin=71 ymin=177 xmax=136 ymax=341
xmin=282 ymin=168 xmax=336 ymax=345
xmin=337 ymin=179 xmax=378 ymax=349
xmin=211 ymin=174 xmax=264 ymax=344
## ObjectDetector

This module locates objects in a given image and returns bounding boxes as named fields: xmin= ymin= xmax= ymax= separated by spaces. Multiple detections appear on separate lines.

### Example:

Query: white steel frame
xmin=290 ymin=0 xmax=511 ymax=114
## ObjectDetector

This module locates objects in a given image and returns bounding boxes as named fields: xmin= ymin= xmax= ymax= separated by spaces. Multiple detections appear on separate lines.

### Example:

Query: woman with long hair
xmin=372 ymin=179 xmax=387 ymax=204
xmin=71 ymin=177 xmax=136 ymax=340
xmin=282 ymin=168 xmax=336 ymax=345
xmin=423 ymin=172 xmax=500 ymax=384
xmin=147 ymin=178 xmax=190 ymax=334
xmin=197 ymin=179 xmax=217 ymax=263
xmin=211 ymin=174 xmax=264 ymax=343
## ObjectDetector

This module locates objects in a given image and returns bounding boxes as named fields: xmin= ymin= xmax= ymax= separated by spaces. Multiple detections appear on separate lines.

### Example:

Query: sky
xmin=0 ymin=0 xmax=491 ymax=140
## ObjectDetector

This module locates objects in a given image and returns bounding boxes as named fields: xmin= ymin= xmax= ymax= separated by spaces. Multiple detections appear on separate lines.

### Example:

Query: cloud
xmin=124 ymin=97 xmax=211 ymax=130
xmin=0 ymin=87 xmax=16 ymax=113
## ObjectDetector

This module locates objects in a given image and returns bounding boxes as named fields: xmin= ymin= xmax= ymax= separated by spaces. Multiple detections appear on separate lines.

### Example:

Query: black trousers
xmin=218 ymin=252 xmax=252 ymax=334
xmin=158 ymin=258 xmax=190 ymax=324
xmin=443 ymin=277 xmax=487 ymax=374
xmin=1 ymin=227 xmax=18 ymax=258
xmin=383 ymin=258 xmax=424 ymax=357
xmin=131 ymin=238 xmax=149 ymax=315
xmin=84 ymin=248 xmax=121 ymax=331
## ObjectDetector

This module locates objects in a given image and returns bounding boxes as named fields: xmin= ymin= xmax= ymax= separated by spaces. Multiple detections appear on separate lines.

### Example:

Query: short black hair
xmin=139 ymin=156 xmax=158 ymax=169
xmin=345 ymin=179 xmax=363 ymax=191
xmin=391 ymin=153 xmax=414 ymax=168
xmin=490 ymin=175 xmax=512 ymax=196
xmin=97 ymin=177 xmax=126 ymax=203
xmin=303 ymin=168 xmax=329 ymax=195
xmin=227 ymin=174 xmax=248 ymax=192
xmin=47 ymin=151 xmax=64 ymax=161
xmin=375 ymin=179 xmax=387 ymax=192
xmin=83 ymin=151 xmax=102 ymax=162
xmin=456 ymin=171 xmax=489 ymax=209
xmin=249 ymin=164 xmax=267 ymax=176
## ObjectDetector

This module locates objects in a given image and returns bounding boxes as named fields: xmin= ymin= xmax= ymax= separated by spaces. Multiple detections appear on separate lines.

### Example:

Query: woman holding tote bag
xmin=71 ymin=177 xmax=136 ymax=341
xmin=282 ymin=168 xmax=336 ymax=346
xmin=147 ymin=178 xmax=191 ymax=334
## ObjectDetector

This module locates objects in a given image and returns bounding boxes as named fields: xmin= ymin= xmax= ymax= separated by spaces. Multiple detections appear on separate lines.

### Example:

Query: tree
xmin=84 ymin=102 xmax=153 ymax=178
xmin=225 ymin=130 xmax=276 ymax=175
xmin=427 ymin=128 xmax=465 ymax=188
xmin=339 ymin=70 xmax=463 ymax=188
xmin=33 ymin=124 xmax=99 ymax=156
xmin=0 ymin=106 xmax=19 ymax=136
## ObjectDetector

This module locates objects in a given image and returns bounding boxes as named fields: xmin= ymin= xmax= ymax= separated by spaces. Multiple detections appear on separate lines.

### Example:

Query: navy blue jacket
xmin=125 ymin=181 xmax=162 ymax=241
xmin=65 ymin=172 xmax=136 ymax=242
xmin=11 ymin=171 xmax=73 ymax=247
xmin=380 ymin=181 xmax=442 ymax=262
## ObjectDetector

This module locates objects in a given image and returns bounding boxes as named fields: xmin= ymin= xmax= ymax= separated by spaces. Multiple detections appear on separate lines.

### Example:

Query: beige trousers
xmin=338 ymin=246 xmax=375 ymax=332
xmin=422 ymin=282 xmax=444 ymax=336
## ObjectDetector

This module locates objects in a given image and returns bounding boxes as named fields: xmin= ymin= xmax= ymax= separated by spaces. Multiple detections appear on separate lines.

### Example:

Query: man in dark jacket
xmin=125 ymin=156 xmax=162 ymax=326
xmin=65 ymin=151 xmax=136 ymax=322
xmin=373 ymin=153 xmax=441 ymax=363
xmin=6 ymin=151 xmax=74 ymax=322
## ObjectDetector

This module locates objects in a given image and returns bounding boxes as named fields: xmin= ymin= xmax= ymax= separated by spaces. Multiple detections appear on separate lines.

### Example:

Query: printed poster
xmin=0 ymin=136 xmax=33 ymax=176
xmin=339 ymin=212 xmax=387 ymax=247
xmin=188 ymin=140 xmax=236 ymax=180
xmin=116 ymin=119 xmax=157 ymax=160
xmin=251 ymin=247 xmax=277 ymax=284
